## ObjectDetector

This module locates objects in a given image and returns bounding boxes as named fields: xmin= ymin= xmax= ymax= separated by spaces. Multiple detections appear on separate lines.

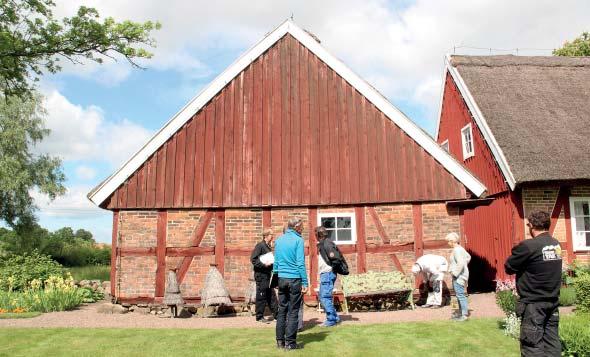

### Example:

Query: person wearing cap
xmin=445 ymin=232 xmax=471 ymax=321
xmin=411 ymin=254 xmax=448 ymax=308
xmin=274 ymin=217 xmax=308 ymax=350
xmin=250 ymin=228 xmax=277 ymax=324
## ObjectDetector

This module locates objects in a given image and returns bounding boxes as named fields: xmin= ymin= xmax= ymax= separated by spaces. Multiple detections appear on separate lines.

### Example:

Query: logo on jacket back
xmin=542 ymin=245 xmax=562 ymax=261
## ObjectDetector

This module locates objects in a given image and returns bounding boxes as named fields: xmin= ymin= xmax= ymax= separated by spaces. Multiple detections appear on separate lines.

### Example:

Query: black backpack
xmin=319 ymin=239 xmax=350 ymax=276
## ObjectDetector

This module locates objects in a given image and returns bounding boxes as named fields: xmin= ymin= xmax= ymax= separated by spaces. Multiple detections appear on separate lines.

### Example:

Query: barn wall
xmin=437 ymin=72 xmax=508 ymax=196
xmin=104 ymin=34 xmax=467 ymax=210
xmin=113 ymin=202 xmax=459 ymax=302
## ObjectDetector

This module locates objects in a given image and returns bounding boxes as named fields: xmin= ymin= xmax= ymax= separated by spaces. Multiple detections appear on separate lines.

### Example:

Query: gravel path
xmin=0 ymin=293 xmax=572 ymax=329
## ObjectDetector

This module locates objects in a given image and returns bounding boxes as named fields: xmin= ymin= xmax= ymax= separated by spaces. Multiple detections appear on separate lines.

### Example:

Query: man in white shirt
xmin=411 ymin=254 xmax=448 ymax=308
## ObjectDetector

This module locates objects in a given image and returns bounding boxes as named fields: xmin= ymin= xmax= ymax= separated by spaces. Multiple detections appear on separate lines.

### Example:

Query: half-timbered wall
xmin=112 ymin=203 xmax=457 ymax=302
xmin=103 ymin=35 xmax=467 ymax=210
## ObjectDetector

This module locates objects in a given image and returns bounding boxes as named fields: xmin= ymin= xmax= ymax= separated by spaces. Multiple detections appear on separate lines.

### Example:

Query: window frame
xmin=569 ymin=197 xmax=590 ymax=251
xmin=461 ymin=123 xmax=474 ymax=160
xmin=441 ymin=139 xmax=449 ymax=153
xmin=317 ymin=212 xmax=357 ymax=245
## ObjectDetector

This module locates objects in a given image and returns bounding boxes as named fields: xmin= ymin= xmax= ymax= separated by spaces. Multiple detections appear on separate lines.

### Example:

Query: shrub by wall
xmin=0 ymin=252 xmax=63 ymax=291
xmin=560 ymin=313 xmax=590 ymax=357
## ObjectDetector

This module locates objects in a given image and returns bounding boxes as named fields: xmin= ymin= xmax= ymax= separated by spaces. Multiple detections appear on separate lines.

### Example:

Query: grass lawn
xmin=0 ymin=312 xmax=41 ymax=319
xmin=67 ymin=265 xmax=110 ymax=281
xmin=0 ymin=318 xmax=518 ymax=356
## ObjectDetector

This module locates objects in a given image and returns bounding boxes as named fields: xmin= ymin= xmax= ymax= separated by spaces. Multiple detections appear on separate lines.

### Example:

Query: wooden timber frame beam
xmin=155 ymin=211 xmax=167 ymax=298
xmin=215 ymin=209 xmax=226 ymax=276
xmin=412 ymin=203 xmax=424 ymax=289
xmin=550 ymin=187 xmax=576 ymax=263
xmin=367 ymin=206 xmax=404 ymax=274
xmin=309 ymin=208 xmax=318 ymax=294
xmin=176 ymin=211 xmax=214 ymax=283
xmin=110 ymin=211 xmax=119 ymax=297
xmin=355 ymin=207 xmax=367 ymax=273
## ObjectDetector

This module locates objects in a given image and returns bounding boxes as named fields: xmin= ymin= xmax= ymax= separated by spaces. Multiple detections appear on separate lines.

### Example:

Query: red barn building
xmin=437 ymin=55 xmax=590 ymax=290
xmin=88 ymin=21 xmax=486 ymax=304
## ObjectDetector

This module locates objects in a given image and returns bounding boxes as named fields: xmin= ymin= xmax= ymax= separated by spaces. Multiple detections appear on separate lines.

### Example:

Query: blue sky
xmin=31 ymin=0 xmax=589 ymax=243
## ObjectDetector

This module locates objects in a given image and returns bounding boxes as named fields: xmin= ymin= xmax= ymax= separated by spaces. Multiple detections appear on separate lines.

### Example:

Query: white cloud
xmin=35 ymin=90 xmax=153 ymax=168
xmin=48 ymin=0 xmax=590 ymax=132
xmin=75 ymin=166 xmax=97 ymax=180
xmin=32 ymin=185 xmax=106 ymax=219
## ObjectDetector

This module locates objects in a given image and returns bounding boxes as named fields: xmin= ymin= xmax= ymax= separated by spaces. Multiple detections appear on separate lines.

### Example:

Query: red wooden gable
xmin=102 ymin=35 xmax=467 ymax=209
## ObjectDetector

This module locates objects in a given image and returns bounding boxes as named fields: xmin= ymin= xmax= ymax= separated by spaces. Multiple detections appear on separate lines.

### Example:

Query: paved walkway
xmin=0 ymin=293 xmax=573 ymax=329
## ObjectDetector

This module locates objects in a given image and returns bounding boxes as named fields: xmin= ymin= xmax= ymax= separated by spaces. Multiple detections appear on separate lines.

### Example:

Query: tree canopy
xmin=1 ymin=0 xmax=161 ymax=98
xmin=553 ymin=32 xmax=590 ymax=56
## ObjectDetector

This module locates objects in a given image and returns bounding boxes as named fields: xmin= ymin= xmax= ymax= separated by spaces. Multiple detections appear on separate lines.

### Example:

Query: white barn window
xmin=569 ymin=197 xmax=590 ymax=251
xmin=317 ymin=213 xmax=356 ymax=245
xmin=461 ymin=123 xmax=474 ymax=160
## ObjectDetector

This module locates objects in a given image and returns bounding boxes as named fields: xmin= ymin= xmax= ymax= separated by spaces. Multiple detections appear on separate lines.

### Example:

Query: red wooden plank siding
xmin=183 ymin=120 xmax=196 ymax=207
xmin=215 ymin=210 xmax=226 ymax=276
xmin=174 ymin=128 xmax=186 ymax=207
xmin=355 ymin=206 xmax=367 ymax=273
xmin=155 ymin=211 xmax=167 ymax=297
xmin=110 ymin=211 xmax=119 ymax=297
xmin=213 ymin=92 xmax=225 ymax=206
xmin=105 ymin=35 xmax=470 ymax=209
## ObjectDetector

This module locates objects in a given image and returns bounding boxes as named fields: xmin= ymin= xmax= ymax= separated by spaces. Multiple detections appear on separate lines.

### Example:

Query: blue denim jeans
xmin=453 ymin=278 xmax=468 ymax=317
xmin=319 ymin=271 xmax=339 ymax=325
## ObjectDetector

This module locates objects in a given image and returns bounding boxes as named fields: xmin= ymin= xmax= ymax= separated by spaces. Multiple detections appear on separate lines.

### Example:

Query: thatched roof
xmin=450 ymin=55 xmax=590 ymax=184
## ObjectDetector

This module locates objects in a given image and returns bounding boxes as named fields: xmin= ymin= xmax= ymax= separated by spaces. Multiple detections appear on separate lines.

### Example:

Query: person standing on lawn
xmin=445 ymin=232 xmax=471 ymax=321
xmin=250 ymin=228 xmax=277 ymax=324
xmin=505 ymin=210 xmax=562 ymax=357
xmin=411 ymin=254 xmax=448 ymax=308
xmin=316 ymin=226 xmax=349 ymax=327
xmin=274 ymin=217 xmax=308 ymax=350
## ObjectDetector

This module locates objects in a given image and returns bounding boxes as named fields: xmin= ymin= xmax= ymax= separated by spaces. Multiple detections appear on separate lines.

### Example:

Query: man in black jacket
xmin=505 ymin=210 xmax=562 ymax=356
xmin=317 ymin=226 xmax=347 ymax=327
xmin=251 ymin=228 xmax=277 ymax=323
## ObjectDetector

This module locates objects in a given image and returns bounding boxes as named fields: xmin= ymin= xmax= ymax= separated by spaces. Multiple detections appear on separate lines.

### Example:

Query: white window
xmin=461 ymin=124 xmax=474 ymax=160
xmin=569 ymin=197 xmax=590 ymax=251
xmin=317 ymin=212 xmax=356 ymax=245
xmin=441 ymin=140 xmax=449 ymax=153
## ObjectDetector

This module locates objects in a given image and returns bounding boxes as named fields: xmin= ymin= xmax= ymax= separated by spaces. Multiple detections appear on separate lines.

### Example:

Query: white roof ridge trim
xmin=442 ymin=54 xmax=516 ymax=190
xmin=88 ymin=21 xmax=486 ymax=206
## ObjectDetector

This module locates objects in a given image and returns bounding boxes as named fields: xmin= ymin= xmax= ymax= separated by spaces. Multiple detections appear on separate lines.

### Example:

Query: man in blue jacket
xmin=274 ymin=217 xmax=308 ymax=350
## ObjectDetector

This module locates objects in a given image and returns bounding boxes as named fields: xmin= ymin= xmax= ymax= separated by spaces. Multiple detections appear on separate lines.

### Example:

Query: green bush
xmin=0 ymin=275 xmax=84 ymax=312
xmin=560 ymin=286 xmax=577 ymax=307
xmin=574 ymin=273 xmax=590 ymax=313
xmin=0 ymin=252 xmax=63 ymax=291
xmin=496 ymin=289 xmax=518 ymax=315
xmin=560 ymin=313 xmax=590 ymax=357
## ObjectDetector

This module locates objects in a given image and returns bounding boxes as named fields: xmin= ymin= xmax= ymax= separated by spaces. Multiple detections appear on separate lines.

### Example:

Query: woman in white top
xmin=446 ymin=232 xmax=471 ymax=321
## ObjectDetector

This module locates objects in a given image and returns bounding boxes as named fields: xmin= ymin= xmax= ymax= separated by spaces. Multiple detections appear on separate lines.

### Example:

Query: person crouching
xmin=411 ymin=254 xmax=448 ymax=308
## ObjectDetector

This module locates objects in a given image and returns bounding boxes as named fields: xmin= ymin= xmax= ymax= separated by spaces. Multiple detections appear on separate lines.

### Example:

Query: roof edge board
xmin=89 ymin=21 xmax=487 ymax=206
xmin=444 ymin=54 xmax=516 ymax=190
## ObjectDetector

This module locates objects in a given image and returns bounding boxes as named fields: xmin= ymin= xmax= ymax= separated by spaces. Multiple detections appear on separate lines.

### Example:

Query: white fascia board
xmin=434 ymin=56 xmax=448 ymax=142
xmin=444 ymin=54 xmax=516 ymax=190
xmin=89 ymin=20 xmax=487 ymax=206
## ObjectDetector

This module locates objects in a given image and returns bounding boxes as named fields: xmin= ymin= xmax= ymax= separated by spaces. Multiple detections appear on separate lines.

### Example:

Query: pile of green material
xmin=341 ymin=271 xmax=412 ymax=295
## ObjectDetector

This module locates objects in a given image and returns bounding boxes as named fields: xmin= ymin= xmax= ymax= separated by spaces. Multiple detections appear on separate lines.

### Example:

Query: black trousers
xmin=275 ymin=278 xmax=302 ymax=347
xmin=516 ymin=301 xmax=560 ymax=357
xmin=254 ymin=274 xmax=277 ymax=320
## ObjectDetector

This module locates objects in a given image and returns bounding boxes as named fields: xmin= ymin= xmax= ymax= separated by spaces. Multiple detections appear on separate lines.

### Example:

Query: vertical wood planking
xmin=352 ymin=90 xmax=364 ymax=203
xmin=367 ymin=103 xmax=379 ymax=202
xmin=202 ymin=102 xmax=216 ymax=206
xmin=136 ymin=164 xmax=147 ymax=207
xmin=164 ymin=135 xmax=177 ymax=207
xmin=271 ymin=44 xmax=282 ymax=205
xmin=223 ymin=83 xmax=235 ymax=206
xmin=193 ymin=111 xmax=205 ymax=206
xmin=252 ymin=58 xmax=263 ymax=206
xmin=378 ymin=113 xmax=389 ymax=201
xmin=146 ymin=155 xmax=156 ymax=207
xmin=213 ymin=92 xmax=226 ymax=206
xmin=318 ymin=60 xmax=329 ymax=204
xmin=155 ymin=144 xmax=167 ymax=206
xmin=119 ymin=184 xmax=127 ymax=208
xmin=215 ymin=210 xmax=226 ymax=276
xmin=327 ymin=68 xmax=340 ymax=203
xmin=183 ymin=120 xmax=196 ymax=207
xmin=308 ymin=207 xmax=318 ymax=293
xmin=392 ymin=125 xmax=403 ymax=200
xmin=126 ymin=169 xmax=138 ymax=208
xmin=355 ymin=206 xmax=367 ymax=273
xmin=234 ymin=74 xmax=245 ymax=206
xmin=403 ymin=133 xmax=415 ymax=200
xmin=300 ymin=46 xmax=312 ymax=204
xmin=413 ymin=146 xmax=425 ymax=201
xmin=242 ymin=65 xmax=254 ymax=206
xmin=339 ymin=78 xmax=351 ymax=203
xmin=155 ymin=211 xmax=167 ymax=297
xmin=309 ymin=51 xmax=320 ymax=203
xmin=110 ymin=211 xmax=119 ymax=297
xmin=280 ymin=37 xmax=292 ymax=205
xmin=386 ymin=123 xmax=397 ymax=201
xmin=290 ymin=37 xmax=301 ymax=205
xmin=173 ymin=128 xmax=186 ymax=207
xmin=261 ymin=53 xmax=272 ymax=205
